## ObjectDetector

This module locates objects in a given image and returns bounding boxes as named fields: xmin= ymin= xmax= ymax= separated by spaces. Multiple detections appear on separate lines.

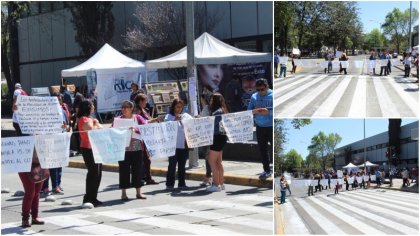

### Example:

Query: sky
xmin=358 ymin=1 xmax=419 ymax=33
xmin=281 ymin=119 xmax=418 ymax=159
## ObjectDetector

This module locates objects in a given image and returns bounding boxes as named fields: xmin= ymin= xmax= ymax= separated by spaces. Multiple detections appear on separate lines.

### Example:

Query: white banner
xmin=221 ymin=110 xmax=254 ymax=143
xmin=279 ymin=57 xmax=288 ymax=64
xmin=347 ymin=177 xmax=354 ymax=184
xmin=364 ymin=175 xmax=369 ymax=181
xmin=378 ymin=59 xmax=389 ymax=66
xmin=370 ymin=175 xmax=376 ymax=181
xmin=352 ymin=60 xmax=364 ymax=69
xmin=292 ymin=48 xmax=300 ymax=55
xmin=1 ymin=136 xmax=35 ymax=173
xmin=390 ymin=58 xmax=401 ymax=66
xmin=182 ymin=116 xmax=215 ymax=148
xmin=336 ymin=51 xmax=342 ymax=58
xmin=311 ymin=180 xmax=318 ymax=186
xmin=301 ymin=59 xmax=317 ymax=67
xmin=356 ymin=177 xmax=362 ymax=183
xmin=320 ymin=179 xmax=328 ymax=186
xmin=337 ymin=170 xmax=343 ymax=178
xmin=331 ymin=61 xmax=341 ymax=70
xmin=89 ymin=128 xmax=129 ymax=163
xmin=320 ymin=61 xmax=329 ymax=69
xmin=340 ymin=61 xmax=349 ymax=69
xmin=16 ymin=96 xmax=63 ymax=135
xmin=35 ymin=133 xmax=71 ymax=169
xmin=284 ymin=173 xmax=292 ymax=184
xmin=95 ymin=72 xmax=140 ymax=112
xmin=368 ymin=60 xmax=376 ymax=71
xmin=293 ymin=59 xmax=303 ymax=66
xmin=113 ymin=118 xmax=135 ymax=147
xmin=137 ymin=122 xmax=178 ymax=158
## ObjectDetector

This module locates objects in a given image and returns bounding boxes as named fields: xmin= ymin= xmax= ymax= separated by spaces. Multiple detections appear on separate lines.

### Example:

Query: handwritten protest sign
xmin=370 ymin=175 xmax=376 ymax=181
xmin=35 ymin=133 xmax=71 ymax=169
xmin=1 ymin=136 xmax=34 ymax=173
xmin=89 ymin=128 xmax=128 ymax=163
xmin=340 ymin=61 xmax=349 ymax=69
xmin=356 ymin=177 xmax=362 ymax=183
xmin=390 ymin=58 xmax=401 ymax=66
xmin=364 ymin=175 xmax=369 ymax=181
xmin=137 ymin=122 xmax=177 ymax=158
xmin=16 ymin=96 xmax=63 ymax=134
xmin=331 ymin=61 xmax=341 ymax=70
xmin=284 ymin=173 xmax=292 ymax=185
xmin=182 ymin=117 xmax=215 ymax=148
xmin=221 ymin=110 xmax=253 ymax=143
xmin=113 ymin=118 xmax=135 ymax=147
xmin=378 ymin=59 xmax=389 ymax=66
xmin=279 ymin=57 xmax=288 ymax=64
xmin=368 ymin=60 xmax=376 ymax=72
xmin=320 ymin=61 xmax=328 ymax=69
xmin=292 ymin=48 xmax=300 ymax=55
xmin=337 ymin=170 xmax=343 ymax=178
xmin=348 ymin=177 xmax=354 ymax=184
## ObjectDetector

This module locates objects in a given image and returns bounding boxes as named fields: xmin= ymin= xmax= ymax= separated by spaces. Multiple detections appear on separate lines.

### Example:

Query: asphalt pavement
xmin=1 ymin=167 xmax=273 ymax=235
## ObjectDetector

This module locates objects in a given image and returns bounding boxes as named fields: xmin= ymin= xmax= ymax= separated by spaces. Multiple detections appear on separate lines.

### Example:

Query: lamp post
xmin=364 ymin=119 xmax=367 ymax=173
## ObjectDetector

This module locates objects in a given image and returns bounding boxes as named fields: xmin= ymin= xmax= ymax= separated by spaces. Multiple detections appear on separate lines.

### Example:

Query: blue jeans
xmin=42 ymin=168 xmax=62 ymax=189
xmin=166 ymin=148 xmax=189 ymax=187
xmin=280 ymin=67 xmax=287 ymax=78
xmin=280 ymin=190 xmax=286 ymax=203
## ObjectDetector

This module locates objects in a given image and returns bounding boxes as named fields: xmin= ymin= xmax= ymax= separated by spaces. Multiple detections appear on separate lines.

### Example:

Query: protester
xmin=12 ymin=83 xmax=28 ymax=136
xmin=206 ymin=93 xmax=229 ymax=192
xmin=324 ymin=50 xmax=334 ymax=73
xmin=198 ymin=94 xmax=212 ymax=187
xmin=134 ymin=93 xmax=160 ymax=185
xmin=369 ymin=51 xmax=377 ymax=75
xmin=274 ymin=51 xmax=279 ymax=75
xmin=389 ymin=167 xmax=396 ymax=187
xmin=279 ymin=53 xmax=287 ymax=78
xmin=280 ymin=175 xmax=288 ymax=204
xmin=401 ymin=168 xmax=410 ymax=187
xmin=130 ymin=83 xmax=143 ymax=102
xmin=334 ymin=179 xmax=340 ymax=194
xmin=60 ymin=85 xmax=72 ymax=111
xmin=375 ymin=169 xmax=382 ymax=187
xmin=164 ymin=99 xmax=192 ymax=191
xmin=112 ymin=101 xmax=147 ymax=200
xmin=402 ymin=53 xmax=411 ymax=78
xmin=344 ymin=174 xmax=349 ymax=191
xmin=307 ymin=173 xmax=314 ymax=196
xmin=386 ymin=51 xmax=392 ymax=74
xmin=314 ymin=172 xmax=322 ymax=192
xmin=78 ymin=100 xmax=103 ymax=207
xmin=339 ymin=53 xmax=348 ymax=75
xmin=70 ymin=92 xmax=84 ymax=156
xmin=291 ymin=54 xmax=297 ymax=74
xmin=379 ymin=51 xmax=388 ymax=76
xmin=247 ymin=78 xmax=273 ymax=179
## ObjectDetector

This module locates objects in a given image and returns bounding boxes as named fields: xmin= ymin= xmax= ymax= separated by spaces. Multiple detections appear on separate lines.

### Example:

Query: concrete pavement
xmin=1 ymin=118 xmax=273 ymax=188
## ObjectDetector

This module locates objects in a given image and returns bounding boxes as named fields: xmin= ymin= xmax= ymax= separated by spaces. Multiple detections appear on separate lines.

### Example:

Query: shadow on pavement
xmin=225 ymin=187 xmax=269 ymax=196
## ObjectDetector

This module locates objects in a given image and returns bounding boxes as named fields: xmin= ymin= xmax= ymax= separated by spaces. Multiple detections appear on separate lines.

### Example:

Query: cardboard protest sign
xmin=35 ymin=133 xmax=71 ymax=168
xmin=1 ymin=136 xmax=34 ymax=173
xmin=182 ymin=117 xmax=215 ymax=148
xmin=89 ymin=128 xmax=128 ymax=163
xmin=113 ymin=118 xmax=135 ymax=147
xmin=16 ymin=96 xmax=63 ymax=135
xmin=221 ymin=110 xmax=254 ymax=143
xmin=279 ymin=57 xmax=288 ymax=64
xmin=137 ymin=122 xmax=178 ymax=158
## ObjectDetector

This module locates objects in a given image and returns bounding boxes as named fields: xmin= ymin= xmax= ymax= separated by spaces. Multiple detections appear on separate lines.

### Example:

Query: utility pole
xmin=364 ymin=119 xmax=367 ymax=173
xmin=408 ymin=1 xmax=412 ymax=50
xmin=185 ymin=1 xmax=199 ymax=168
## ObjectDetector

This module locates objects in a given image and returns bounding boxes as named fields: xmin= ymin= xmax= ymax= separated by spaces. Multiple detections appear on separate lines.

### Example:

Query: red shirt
xmin=78 ymin=116 xmax=92 ymax=149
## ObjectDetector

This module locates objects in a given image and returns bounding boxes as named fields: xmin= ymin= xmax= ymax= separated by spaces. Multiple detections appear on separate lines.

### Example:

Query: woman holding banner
xmin=113 ymin=101 xmax=148 ymax=200
xmin=206 ymin=93 xmax=229 ymax=192
xmin=134 ymin=94 xmax=160 ymax=185
xmin=78 ymin=100 xmax=103 ymax=207
xmin=164 ymin=99 xmax=192 ymax=191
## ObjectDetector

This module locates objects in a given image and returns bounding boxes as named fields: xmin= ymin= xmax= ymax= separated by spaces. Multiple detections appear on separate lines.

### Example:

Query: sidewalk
xmin=1 ymin=118 xmax=273 ymax=188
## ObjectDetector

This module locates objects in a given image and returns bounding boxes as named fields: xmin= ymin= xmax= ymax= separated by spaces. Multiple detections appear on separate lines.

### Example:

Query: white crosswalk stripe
xmin=279 ymin=189 xmax=419 ymax=235
xmin=274 ymin=74 xmax=419 ymax=117
xmin=1 ymin=195 xmax=272 ymax=235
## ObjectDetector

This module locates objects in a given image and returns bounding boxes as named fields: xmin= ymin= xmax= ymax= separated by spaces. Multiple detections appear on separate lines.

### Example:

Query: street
xmin=274 ymin=55 xmax=419 ymax=118
xmin=1 ymin=167 xmax=273 ymax=235
xmin=275 ymin=180 xmax=419 ymax=235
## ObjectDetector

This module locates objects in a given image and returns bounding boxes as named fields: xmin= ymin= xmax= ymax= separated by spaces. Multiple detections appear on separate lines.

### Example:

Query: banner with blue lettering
xmin=95 ymin=72 xmax=141 ymax=112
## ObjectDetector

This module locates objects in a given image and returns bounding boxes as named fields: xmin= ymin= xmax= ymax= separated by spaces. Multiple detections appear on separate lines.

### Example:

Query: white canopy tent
xmin=342 ymin=163 xmax=358 ymax=169
xmin=145 ymin=32 xmax=272 ymax=69
xmin=357 ymin=161 xmax=379 ymax=168
xmin=61 ymin=43 xmax=146 ymax=77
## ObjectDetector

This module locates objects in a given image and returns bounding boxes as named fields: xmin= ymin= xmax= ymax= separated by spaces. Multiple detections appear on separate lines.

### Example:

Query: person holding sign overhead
xmin=164 ymin=98 xmax=192 ymax=191
xmin=112 ymin=101 xmax=148 ymax=201
xmin=78 ymin=100 xmax=103 ymax=207
xmin=247 ymin=78 xmax=273 ymax=179
xmin=206 ymin=93 xmax=229 ymax=192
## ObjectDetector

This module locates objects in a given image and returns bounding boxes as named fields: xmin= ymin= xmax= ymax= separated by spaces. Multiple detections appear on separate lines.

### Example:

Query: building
xmin=14 ymin=1 xmax=273 ymax=91
xmin=334 ymin=121 xmax=419 ymax=171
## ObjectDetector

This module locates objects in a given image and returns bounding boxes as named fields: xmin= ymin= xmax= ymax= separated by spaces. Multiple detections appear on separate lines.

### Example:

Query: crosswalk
xmin=1 ymin=195 xmax=273 ymax=235
xmin=274 ymin=74 xmax=419 ymax=117
xmin=278 ymin=189 xmax=419 ymax=235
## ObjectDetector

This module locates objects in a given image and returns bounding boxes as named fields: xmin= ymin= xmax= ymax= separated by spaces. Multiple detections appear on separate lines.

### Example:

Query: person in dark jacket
xmin=339 ymin=53 xmax=349 ymax=75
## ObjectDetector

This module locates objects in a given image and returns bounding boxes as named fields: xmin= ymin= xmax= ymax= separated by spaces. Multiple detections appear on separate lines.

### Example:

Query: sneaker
xmin=206 ymin=185 xmax=221 ymax=192
xmin=220 ymin=184 xmax=225 ymax=190
xmin=166 ymin=186 xmax=175 ymax=191
xmin=178 ymin=185 xmax=189 ymax=190
xmin=259 ymin=171 xmax=271 ymax=179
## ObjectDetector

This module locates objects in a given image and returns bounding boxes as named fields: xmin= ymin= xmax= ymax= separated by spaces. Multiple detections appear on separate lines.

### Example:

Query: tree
xmin=304 ymin=152 xmax=321 ymax=169
xmin=381 ymin=8 xmax=419 ymax=53
xmin=388 ymin=119 xmax=401 ymax=166
xmin=283 ymin=149 xmax=304 ymax=172
xmin=69 ymin=2 xmax=114 ymax=57
xmin=1 ymin=1 xmax=30 ymax=99
xmin=308 ymin=131 xmax=341 ymax=170
xmin=363 ymin=28 xmax=385 ymax=50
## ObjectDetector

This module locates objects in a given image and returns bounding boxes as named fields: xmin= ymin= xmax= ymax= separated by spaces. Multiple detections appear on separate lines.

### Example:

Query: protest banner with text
xmin=222 ymin=110 xmax=254 ymax=143
xmin=16 ymin=96 xmax=63 ymax=135
xmin=1 ymin=136 xmax=35 ymax=173
xmin=35 ymin=133 xmax=71 ymax=169
xmin=137 ymin=122 xmax=178 ymax=158
xmin=182 ymin=117 xmax=215 ymax=148
xmin=89 ymin=128 xmax=128 ymax=163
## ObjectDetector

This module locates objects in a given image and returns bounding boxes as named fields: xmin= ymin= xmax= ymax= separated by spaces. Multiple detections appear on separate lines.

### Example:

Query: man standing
xmin=12 ymin=83 xmax=28 ymax=136
xmin=274 ymin=51 xmax=279 ymax=76
xmin=248 ymin=78 xmax=273 ymax=179
xmin=324 ymin=51 xmax=333 ymax=73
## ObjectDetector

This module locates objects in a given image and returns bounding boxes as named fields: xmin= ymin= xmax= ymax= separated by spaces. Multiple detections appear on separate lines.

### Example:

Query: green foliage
xmin=307 ymin=131 xmax=342 ymax=170
xmin=283 ymin=149 xmax=304 ymax=172
xmin=364 ymin=28 xmax=385 ymax=50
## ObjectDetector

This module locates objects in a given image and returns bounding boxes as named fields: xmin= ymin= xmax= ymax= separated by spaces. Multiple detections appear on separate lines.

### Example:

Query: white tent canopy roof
xmin=342 ymin=163 xmax=358 ymax=169
xmin=357 ymin=161 xmax=378 ymax=167
xmin=146 ymin=32 xmax=272 ymax=69
xmin=61 ymin=43 xmax=145 ymax=77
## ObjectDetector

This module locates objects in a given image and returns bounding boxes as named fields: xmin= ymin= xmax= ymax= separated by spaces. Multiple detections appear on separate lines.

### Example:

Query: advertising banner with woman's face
xmin=197 ymin=63 xmax=271 ymax=112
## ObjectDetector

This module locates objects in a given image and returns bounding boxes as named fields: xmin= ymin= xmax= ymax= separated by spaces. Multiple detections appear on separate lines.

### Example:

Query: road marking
xmin=312 ymin=75 xmax=353 ymax=117
xmin=348 ymin=76 xmax=367 ymax=117
xmin=280 ymin=202 xmax=311 ymax=235
xmin=385 ymin=77 xmax=419 ymax=116
xmin=276 ymin=75 xmax=316 ymax=95
xmin=1 ymin=223 xmax=38 ymax=235
xmin=190 ymin=199 xmax=273 ymax=213
xmin=373 ymin=77 xmax=400 ymax=117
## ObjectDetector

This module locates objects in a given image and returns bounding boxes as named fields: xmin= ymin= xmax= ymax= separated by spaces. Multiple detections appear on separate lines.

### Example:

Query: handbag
xmin=29 ymin=152 xmax=50 ymax=183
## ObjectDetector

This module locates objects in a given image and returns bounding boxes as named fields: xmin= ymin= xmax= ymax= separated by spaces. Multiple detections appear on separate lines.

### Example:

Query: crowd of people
xmin=11 ymin=76 xmax=273 ymax=228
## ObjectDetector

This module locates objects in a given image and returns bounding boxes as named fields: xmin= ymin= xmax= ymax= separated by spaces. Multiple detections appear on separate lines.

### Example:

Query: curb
xmin=274 ymin=202 xmax=284 ymax=235
xmin=377 ymin=185 xmax=418 ymax=193
xmin=69 ymin=160 xmax=273 ymax=189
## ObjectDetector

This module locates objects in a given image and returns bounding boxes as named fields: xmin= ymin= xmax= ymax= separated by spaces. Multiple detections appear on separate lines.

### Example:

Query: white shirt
xmin=12 ymin=89 xmax=23 ymax=123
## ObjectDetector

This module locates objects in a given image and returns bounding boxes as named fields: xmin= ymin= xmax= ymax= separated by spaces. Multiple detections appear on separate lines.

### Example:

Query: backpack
xmin=20 ymin=89 xmax=28 ymax=96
